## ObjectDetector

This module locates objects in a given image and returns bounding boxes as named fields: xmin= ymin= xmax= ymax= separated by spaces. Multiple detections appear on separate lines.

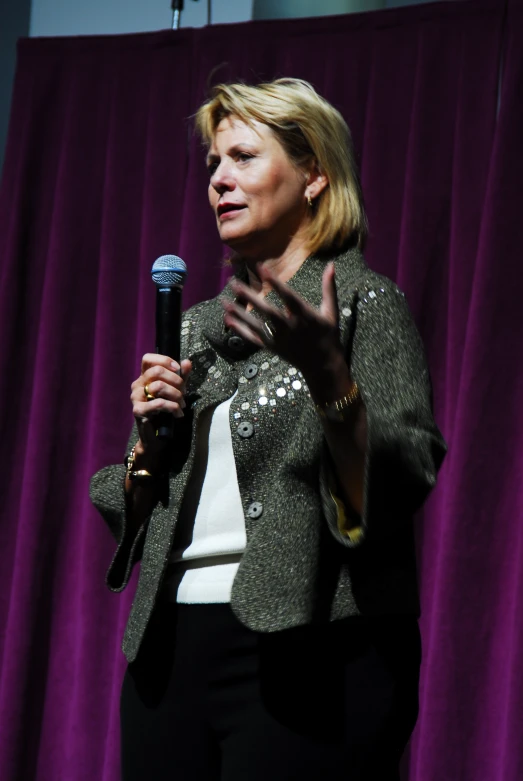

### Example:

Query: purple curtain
xmin=1 ymin=0 xmax=521 ymax=778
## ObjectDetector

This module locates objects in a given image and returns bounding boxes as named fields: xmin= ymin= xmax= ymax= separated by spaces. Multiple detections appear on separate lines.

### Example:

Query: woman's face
xmin=207 ymin=116 xmax=309 ymax=257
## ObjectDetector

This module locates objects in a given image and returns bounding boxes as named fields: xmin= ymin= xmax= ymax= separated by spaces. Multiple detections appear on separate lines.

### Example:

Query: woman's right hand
xmin=130 ymin=354 xmax=193 ymax=463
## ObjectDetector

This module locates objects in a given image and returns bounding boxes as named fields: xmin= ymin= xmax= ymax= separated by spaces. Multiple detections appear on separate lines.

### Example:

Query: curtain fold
xmin=0 ymin=2 xmax=520 ymax=779
xmin=412 ymin=4 xmax=523 ymax=780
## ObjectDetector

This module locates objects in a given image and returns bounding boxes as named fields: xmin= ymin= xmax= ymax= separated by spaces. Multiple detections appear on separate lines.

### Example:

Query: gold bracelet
xmin=125 ymin=445 xmax=154 ymax=482
xmin=315 ymin=381 xmax=360 ymax=422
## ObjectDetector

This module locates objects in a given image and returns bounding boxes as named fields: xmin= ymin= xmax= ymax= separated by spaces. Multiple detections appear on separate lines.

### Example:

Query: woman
xmin=90 ymin=78 xmax=446 ymax=780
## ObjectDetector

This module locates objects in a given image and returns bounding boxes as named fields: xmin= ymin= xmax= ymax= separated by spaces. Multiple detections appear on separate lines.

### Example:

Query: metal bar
xmin=171 ymin=0 xmax=183 ymax=29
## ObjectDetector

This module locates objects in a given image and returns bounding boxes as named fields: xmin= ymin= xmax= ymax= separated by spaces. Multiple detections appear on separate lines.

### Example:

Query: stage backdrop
xmin=1 ymin=0 xmax=522 ymax=778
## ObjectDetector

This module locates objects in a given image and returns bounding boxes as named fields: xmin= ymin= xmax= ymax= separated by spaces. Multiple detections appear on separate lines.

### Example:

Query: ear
xmin=305 ymin=160 xmax=329 ymax=201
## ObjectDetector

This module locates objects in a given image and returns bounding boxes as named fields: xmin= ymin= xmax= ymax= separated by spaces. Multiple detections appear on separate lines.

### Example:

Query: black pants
xmin=121 ymin=603 xmax=421 ymax=780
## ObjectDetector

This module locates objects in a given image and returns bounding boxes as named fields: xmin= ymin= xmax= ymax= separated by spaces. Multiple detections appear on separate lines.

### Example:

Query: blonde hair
xmin=195 ymin=78 xmax=368 ymax=254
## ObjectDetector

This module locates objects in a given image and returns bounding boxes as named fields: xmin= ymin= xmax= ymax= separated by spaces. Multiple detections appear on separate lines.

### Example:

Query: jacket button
xmin=244 ymin=363 xmax=258 ymax=379
xmin=237 ymin=421 xmax=254 ymax=438
xmin=247 ymin=501 xmax=263 ymax=519
xmin=228 ymin=335 xmax=244 ymax=351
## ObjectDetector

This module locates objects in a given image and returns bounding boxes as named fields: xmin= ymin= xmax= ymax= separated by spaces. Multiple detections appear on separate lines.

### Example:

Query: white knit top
xmin=167 ymin=392 xmax=246 ymax=603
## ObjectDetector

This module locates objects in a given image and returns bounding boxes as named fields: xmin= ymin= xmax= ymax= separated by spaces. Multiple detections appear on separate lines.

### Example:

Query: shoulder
xmin=351 ymin=274 xmax=409 ymax=319
xmin=181 ymin=295 xmax=221 ymax=333
xmin=180 ymin=289 xmax=230 ymax=355
xmin=182 ymin=277 xmax=234 ymax=322
xmin=332 ymin=251 xmax=410 ymax=326
xmin=331 ymin=254 xmax=425 ymax=371
xmin=347 ymin=273 xmax=428 ymax=389
xmin=325 ymin=247 xmax=404 ymax=298
xmin=182 ymin=297 xmax=215 ymax=321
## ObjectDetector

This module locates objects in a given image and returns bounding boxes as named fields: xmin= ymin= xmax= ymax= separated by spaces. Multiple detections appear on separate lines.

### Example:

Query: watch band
xmin=315 ymin=381 xmax=360 ymax=422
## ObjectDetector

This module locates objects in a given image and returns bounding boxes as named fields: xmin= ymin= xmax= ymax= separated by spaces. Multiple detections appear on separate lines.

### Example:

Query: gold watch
xmin=315 ymin=381 xmax=360 ymax=422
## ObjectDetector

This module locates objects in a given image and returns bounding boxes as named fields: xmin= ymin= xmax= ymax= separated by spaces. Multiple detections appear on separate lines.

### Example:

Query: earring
xmin=307 ymin=195 xmax=313 ymax=208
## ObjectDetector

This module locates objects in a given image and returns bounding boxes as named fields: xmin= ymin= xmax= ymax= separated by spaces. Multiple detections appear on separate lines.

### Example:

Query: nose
xmin=210 ymin=160 xmax=236 ymax=195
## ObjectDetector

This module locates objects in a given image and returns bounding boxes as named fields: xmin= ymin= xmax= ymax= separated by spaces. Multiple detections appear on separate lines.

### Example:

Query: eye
xmin=237 ymin=152 xmax=253 ymax=164
xmin=207 ymin=161 xmax=219 ymax=176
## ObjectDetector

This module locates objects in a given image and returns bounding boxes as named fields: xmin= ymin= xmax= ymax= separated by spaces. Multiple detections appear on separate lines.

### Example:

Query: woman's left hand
xmin=222 ymin=262 xmax=352 ymax=400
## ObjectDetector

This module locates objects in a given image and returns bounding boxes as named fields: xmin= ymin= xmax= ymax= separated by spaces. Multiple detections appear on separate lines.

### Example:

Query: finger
xmin=320 ymin=262 xmax=339 ymax=325
xmin=141 ymin=353 xmax=182 ymax=374
xmin=131 ymin=372 xmax=187 ymax=413
xmin=137 ymin=364 xmax=186 ymax=390
xmin=133 ymin=397 xmax=185 ymax=420
xmin=131 ymin=359 xmax=192 ymax=410
xmin=229 ymin=280 xmax=287 ymax=321
xmin=256 ymin=267 xmax=315 ymax=318
xmin=223 ymin=300 xmax=281 ymax=337
xmin=180 ymin=359 xmax=192 ymax=379
xmin=131 ymin=381 xmax=186 ymax=407
xmin=345 ymin=289 xmax=359 ymax=359
xmin=223 ymin=314 xmax=265 ymax=347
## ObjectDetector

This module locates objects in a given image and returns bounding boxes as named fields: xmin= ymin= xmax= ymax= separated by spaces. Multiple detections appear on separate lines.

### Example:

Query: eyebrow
xmin=206 ymin=143 xmax=257 ymax=165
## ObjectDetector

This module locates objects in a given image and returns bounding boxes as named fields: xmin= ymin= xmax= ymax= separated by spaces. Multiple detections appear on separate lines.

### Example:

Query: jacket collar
xmin=203 ymin=245 xmax=366 ymax=361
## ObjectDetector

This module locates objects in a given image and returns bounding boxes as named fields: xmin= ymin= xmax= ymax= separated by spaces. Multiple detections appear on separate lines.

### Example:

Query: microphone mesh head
xmin=151 ymin=255 xmax=187 ymax=287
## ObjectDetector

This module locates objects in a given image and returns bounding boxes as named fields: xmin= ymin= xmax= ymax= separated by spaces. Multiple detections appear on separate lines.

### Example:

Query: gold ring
xmin=144 ymin=384 xmax=156 ymax=402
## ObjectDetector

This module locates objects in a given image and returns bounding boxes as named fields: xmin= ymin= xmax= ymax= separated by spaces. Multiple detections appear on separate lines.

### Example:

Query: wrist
xmin=126 ymin=441 xmax=167 ymax=482
xmin=133 ymin=439 xmax=147 ymax=459
xmin=314 ymin=380 xmax=360 ymax=422
xmin=302 ymin=351 xmax=353 ymax=405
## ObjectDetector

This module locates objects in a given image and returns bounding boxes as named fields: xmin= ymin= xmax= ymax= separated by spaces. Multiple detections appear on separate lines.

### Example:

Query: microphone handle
xmin=155 ymin=286 xmax=182 ymax=439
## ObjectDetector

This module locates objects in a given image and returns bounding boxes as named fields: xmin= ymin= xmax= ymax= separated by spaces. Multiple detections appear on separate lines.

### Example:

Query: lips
xmin=217 ymin=203 xmax=246 ymax=217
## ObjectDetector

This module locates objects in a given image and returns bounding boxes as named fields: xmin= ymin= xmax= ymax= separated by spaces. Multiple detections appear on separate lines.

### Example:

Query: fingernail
xmin=171 ymin=361 xmax=180 ymax=370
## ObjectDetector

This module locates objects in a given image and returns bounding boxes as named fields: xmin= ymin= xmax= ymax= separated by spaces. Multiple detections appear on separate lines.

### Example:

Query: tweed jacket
xmin=90 ymin=246 xmax=446 ymax=663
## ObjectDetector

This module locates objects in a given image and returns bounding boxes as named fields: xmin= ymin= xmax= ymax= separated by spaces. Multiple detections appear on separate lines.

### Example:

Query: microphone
xmin=151 ymin=254 xmax=188 ymax=439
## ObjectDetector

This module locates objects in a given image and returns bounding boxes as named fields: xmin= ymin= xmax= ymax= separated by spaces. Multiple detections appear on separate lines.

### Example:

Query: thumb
xmin=180 ymin=358 xmax=193 ymax=378
xmin=320 ymin=262 xmax=339 ymax=325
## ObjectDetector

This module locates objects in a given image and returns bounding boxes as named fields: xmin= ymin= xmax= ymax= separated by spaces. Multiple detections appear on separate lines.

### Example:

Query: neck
xmin=239 ymin=236 xmax=312 ymax=297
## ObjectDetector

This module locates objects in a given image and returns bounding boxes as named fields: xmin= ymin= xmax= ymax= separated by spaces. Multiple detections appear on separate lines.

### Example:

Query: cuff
xmin=325 ymin=463 xmax=364 ymax=545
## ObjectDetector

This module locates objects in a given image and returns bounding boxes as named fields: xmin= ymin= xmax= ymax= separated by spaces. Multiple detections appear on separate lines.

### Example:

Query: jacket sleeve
xmin=320 ymin=278 xmax=447 ymax=547
xmin=89 ymin=300 xmax=205 ymax=592
xmin=89 ymin=423 xmax=149 ymax=592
